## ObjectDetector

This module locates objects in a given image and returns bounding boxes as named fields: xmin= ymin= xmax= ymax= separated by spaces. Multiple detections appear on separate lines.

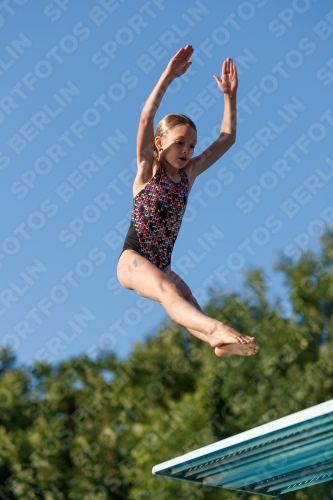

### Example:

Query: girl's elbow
xmin=226 ymin=134 xmax=236 ymax=148
xmin=220 ymin=132 xmax=235 ymax=145
xmin=139 ymin=113 xmax=150 ymax=125
xmin=228 ymin=131 xmax=236 ymax=146
xmin=225 ymin=135 xmax=236 ymax=154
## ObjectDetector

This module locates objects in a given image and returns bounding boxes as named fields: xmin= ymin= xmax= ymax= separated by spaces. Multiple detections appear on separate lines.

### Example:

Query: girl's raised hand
xmin=165 ymin=44 xmax=194 ymax=78
xmin=213 ymin=58 xmax=238 ymax=96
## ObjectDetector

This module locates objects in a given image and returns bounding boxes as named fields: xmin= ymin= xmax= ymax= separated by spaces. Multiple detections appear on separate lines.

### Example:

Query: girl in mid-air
xmin=117 ymin=45 xmax=259 ymax=357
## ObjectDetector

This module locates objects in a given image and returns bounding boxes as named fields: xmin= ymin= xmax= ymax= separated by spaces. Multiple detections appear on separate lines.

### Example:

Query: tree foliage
xmin=1 ymin=232 xmax=333 ymax=499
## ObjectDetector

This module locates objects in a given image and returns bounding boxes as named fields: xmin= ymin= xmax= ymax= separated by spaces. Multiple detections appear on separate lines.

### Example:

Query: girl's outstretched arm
xmin=191 ymin=58 xmax=238 ymax=177
xmin=136 ymin=45 xmax=194 ymax=172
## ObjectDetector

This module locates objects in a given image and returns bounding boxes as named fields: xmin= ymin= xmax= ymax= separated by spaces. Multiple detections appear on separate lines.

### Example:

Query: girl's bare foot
xmin=215 ymin=343 xmax=260 ymax=357
xmin=208 ymin=323 xmax=260 ymax=357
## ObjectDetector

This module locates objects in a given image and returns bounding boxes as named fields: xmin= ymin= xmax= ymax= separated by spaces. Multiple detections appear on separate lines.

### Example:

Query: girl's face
xmin=156 ymin=124 xmax=197 ymax=169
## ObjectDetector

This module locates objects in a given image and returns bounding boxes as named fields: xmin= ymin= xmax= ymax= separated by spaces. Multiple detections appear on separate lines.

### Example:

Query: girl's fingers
xmin=222 ymin=57 xmax=237 ymax=79
xmin=172 ymin=45 xmax=193 ymax=63
xmin=185 ymin=44 xmax=193 ymax=52
xmin=183 ymin=45 xmax=194 ymax=60
xmin=222 ymin=60 xmax=228 ymax=77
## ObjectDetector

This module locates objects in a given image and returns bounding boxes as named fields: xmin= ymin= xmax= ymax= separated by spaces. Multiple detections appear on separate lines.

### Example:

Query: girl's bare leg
xmin=163 ymin=267 xmax=259 ymax=357
xmin=117 ymin=251 xmax=259 ymax=356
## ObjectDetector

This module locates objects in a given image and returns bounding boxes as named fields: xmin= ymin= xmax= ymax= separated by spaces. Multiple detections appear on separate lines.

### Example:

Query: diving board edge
xmin=153 ymin=399 xmax=333 ymax=475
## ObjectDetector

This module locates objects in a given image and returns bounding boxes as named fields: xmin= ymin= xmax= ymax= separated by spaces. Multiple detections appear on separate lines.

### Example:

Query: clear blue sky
xmin=1 ymin=0 xmax=333 ymax=367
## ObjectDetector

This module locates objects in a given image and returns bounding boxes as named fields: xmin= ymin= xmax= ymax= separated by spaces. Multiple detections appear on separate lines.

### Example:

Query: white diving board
xmin=152 ymin=399 xmax=333 ymax=497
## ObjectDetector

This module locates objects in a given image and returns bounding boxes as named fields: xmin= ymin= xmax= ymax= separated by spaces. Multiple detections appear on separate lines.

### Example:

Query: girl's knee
xmin=160 ymin=278 xmax=182 ymax=297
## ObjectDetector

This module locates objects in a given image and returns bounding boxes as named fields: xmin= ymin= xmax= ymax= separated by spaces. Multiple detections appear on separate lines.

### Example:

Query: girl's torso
xmin=130 ymin=158 xmax=190 ymax=271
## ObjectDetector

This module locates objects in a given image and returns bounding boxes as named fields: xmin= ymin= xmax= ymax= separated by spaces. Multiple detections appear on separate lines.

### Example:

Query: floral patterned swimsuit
xmin=119 ymin=164 xmax=189 ymax=270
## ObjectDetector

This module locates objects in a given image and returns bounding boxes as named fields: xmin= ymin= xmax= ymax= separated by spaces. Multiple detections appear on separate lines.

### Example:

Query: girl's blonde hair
xmin=154 ymin=113 xmax=196 ymax=158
